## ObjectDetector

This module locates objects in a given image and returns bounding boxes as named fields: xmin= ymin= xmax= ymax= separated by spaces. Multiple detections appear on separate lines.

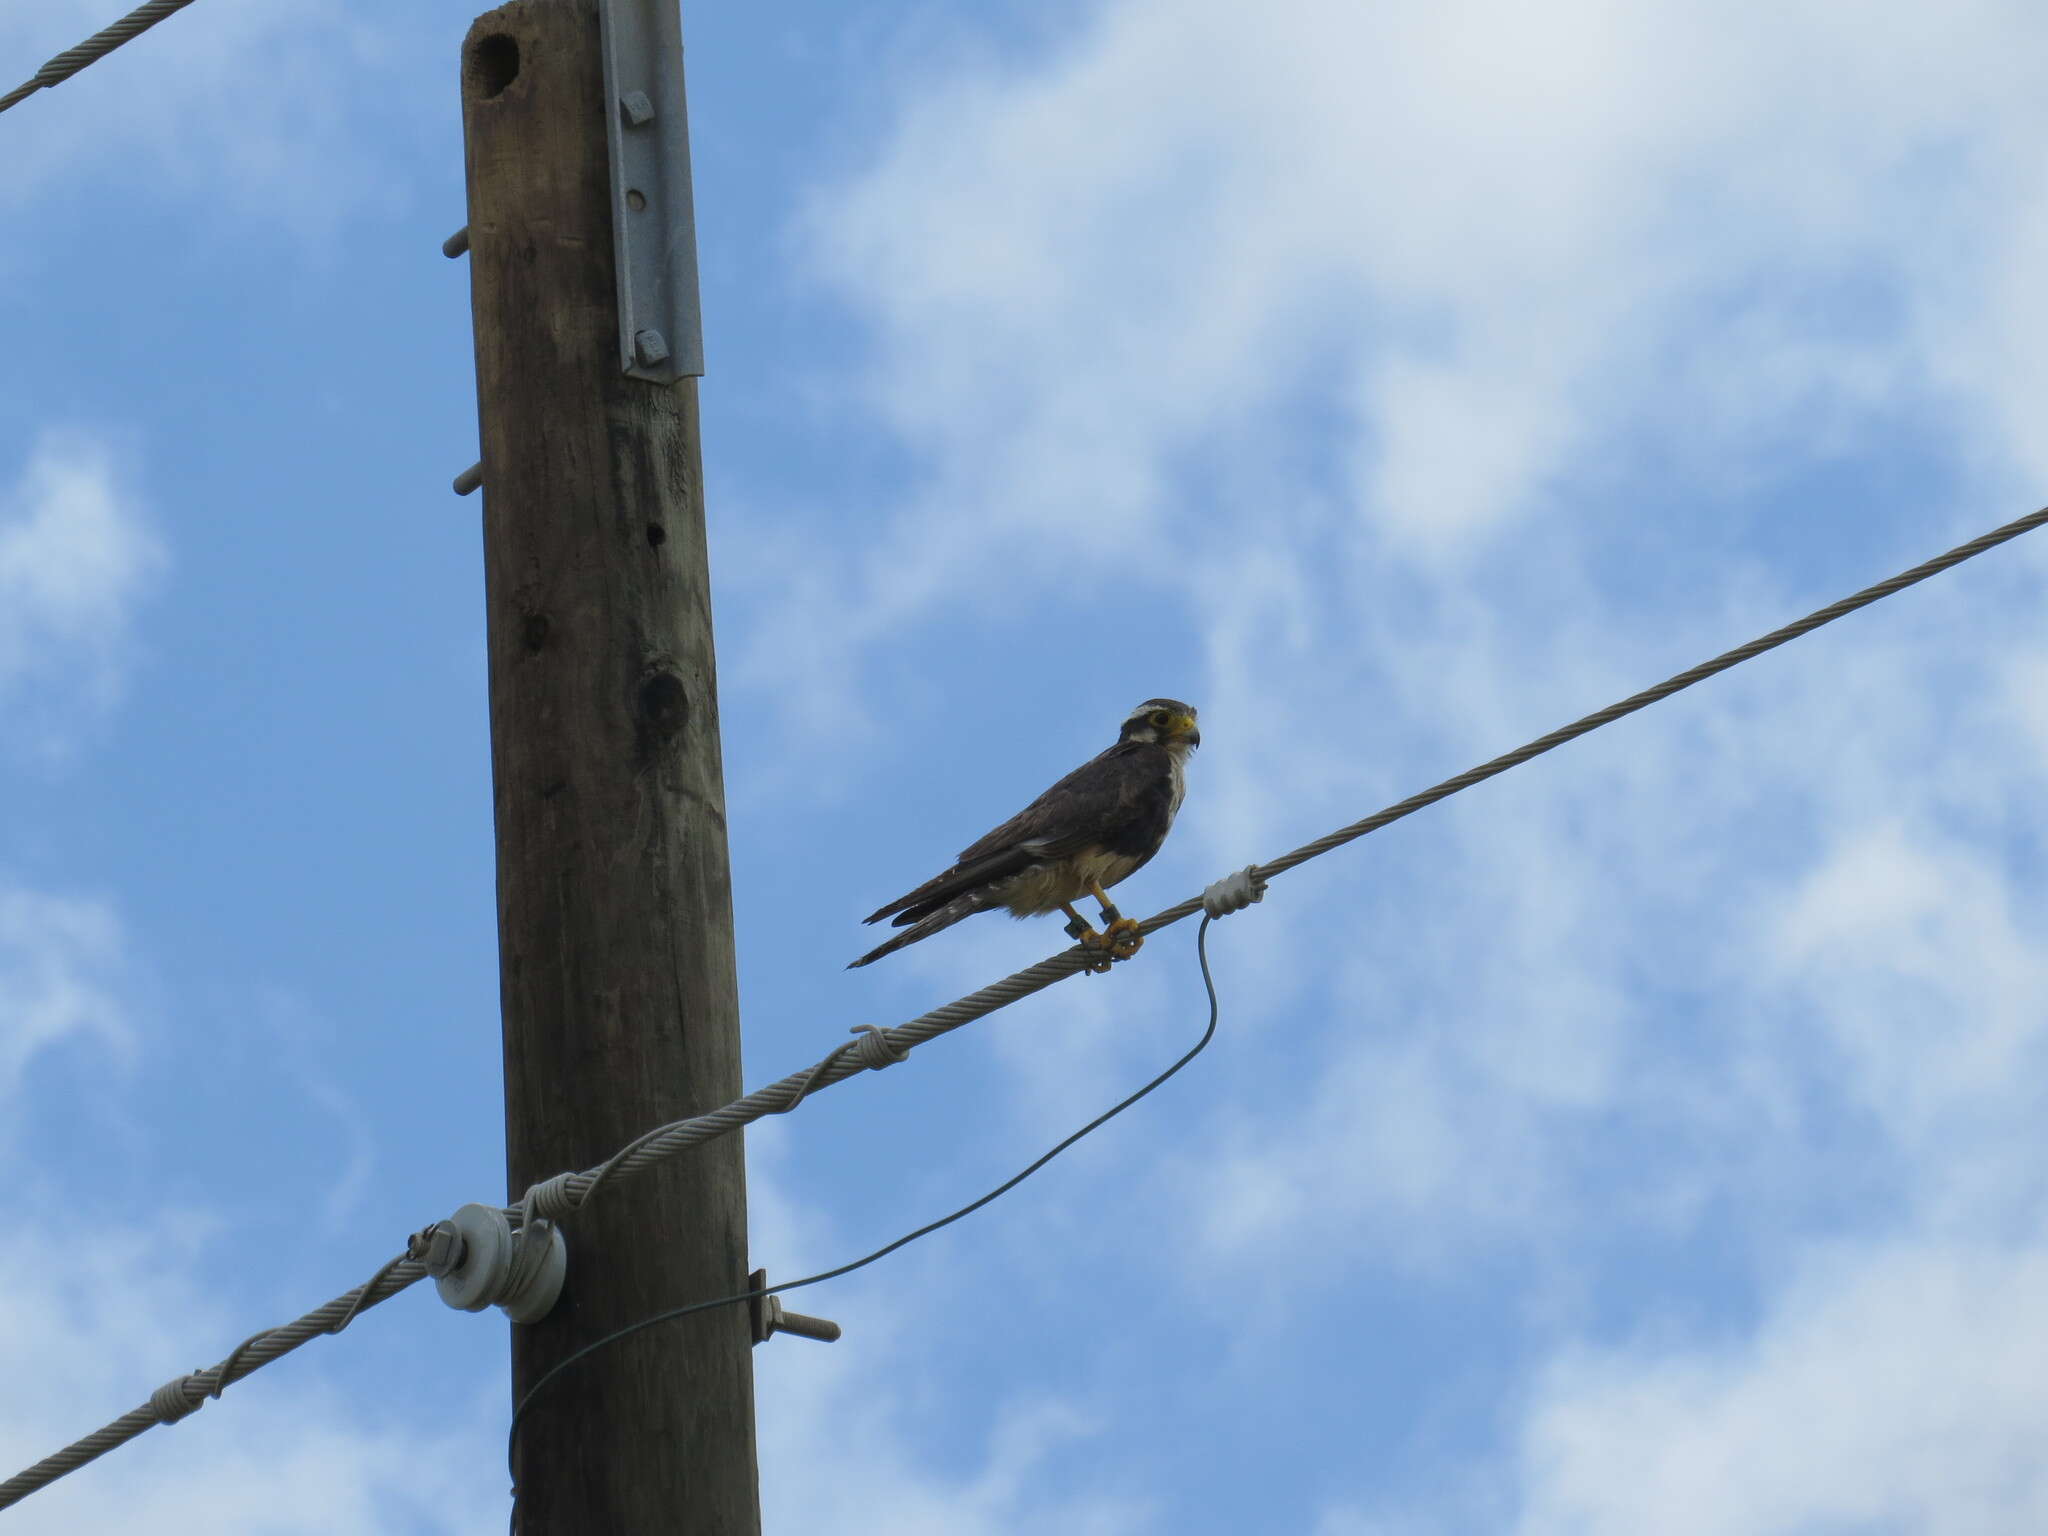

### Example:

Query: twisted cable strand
xmin=0 ymin=1257 xmax=425 ymax=1512
xmin=1 ymin=0 xmax=198 ymax=114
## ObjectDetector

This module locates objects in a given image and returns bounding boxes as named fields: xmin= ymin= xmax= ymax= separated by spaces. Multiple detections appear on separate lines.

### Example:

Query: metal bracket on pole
xmin=747 ymin=1269 xmax=842 ymax=1345
xmin=596 ymin=0 xmax=705 ymax=382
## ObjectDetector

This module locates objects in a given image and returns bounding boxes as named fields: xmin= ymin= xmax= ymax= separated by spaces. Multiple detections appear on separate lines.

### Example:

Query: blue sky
xmin=5 ymin=0 xmax=2048 ymax=1530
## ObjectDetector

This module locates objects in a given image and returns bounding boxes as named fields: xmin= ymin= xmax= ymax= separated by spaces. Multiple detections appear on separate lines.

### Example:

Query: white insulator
xmin=1201 ymin=866 xmax=1268 ymax=918
xmin=424 ymin=1204 xmax=567 ymax=1325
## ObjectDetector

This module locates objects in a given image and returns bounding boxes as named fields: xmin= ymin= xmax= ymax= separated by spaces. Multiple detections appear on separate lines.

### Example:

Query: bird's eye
xmin=1149 ymin=710 xmax=1171 ymax=728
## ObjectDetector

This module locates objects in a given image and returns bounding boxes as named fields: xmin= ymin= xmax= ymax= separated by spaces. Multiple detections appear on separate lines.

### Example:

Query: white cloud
xmin=1514 ymin=1239 xmax=2048 ymax=1535
xmin=0 ymin=1206 xmax=502 ymax=1535
xmin=245 ymin=990 xmax=381 ymax=1235
xmin=1771 ymin=823 xmax=2048 ymax=1138
xmin=764 ymin=0 xmax=2048 ymax=1272
xmin=0 ymin=879 xmax=136 ymax=1107
xmin=0 ymin=896 xmax=496 ymax=1531
xmin=0 ymin=431 xmax=164 ymax=740
xmin=1174 ymin=565 xmax=2048 ymax=1258
xmin=777 ymin=0 xmax=2048 ymax=659
xmin=1170 ymin=589 xmax=2048 ymax=1519
xmin=759 ymin=1342 xmax=1154 ymax=1536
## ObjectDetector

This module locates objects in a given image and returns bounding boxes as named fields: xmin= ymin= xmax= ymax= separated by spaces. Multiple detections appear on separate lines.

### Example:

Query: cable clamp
xmin=1202 ymin=866 xmax=1267 ymax=918
xmin=419 ymin=1204 xmax=567 ymax=1325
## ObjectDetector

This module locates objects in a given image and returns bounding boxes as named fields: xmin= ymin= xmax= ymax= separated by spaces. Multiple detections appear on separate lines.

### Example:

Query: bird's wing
xmin=956 ymin=743 xmax=1155 ymax=861
xmin=860 ymin=842 xmax=1042 ymax=927
xmin=862 ymin=744 xmax=1151 ymax=927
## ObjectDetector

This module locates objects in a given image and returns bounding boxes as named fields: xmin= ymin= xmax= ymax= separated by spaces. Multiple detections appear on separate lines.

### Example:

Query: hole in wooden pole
xmin=468 ymin=33 xmax=520 ymax=99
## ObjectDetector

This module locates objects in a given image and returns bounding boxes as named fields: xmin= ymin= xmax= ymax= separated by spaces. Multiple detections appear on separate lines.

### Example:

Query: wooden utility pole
xmin=458 ymin=2 xmax=761 ymax=1530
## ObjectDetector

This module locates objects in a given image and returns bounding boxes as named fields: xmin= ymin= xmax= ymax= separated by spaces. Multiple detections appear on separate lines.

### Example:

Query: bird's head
xmin=1119 ymin=698 xmax=1200 ymax=751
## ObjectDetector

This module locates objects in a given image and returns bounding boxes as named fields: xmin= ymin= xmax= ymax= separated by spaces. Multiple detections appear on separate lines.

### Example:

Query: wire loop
xmin=148 ymin=1377 xmax=204 ymax=1426
xmin=846 ymin=1023 xmax=910 ymax=1070
xmin=524 ymin=1173 xmax=581 ymax=1225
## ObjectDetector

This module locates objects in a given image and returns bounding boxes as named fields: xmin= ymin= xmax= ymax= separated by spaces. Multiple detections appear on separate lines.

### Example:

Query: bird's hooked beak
xmin=1171 ymin=712 xmax=1200 ymax=749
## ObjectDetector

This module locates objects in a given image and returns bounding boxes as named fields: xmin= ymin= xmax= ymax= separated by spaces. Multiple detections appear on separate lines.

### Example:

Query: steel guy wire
xmin=0 ymin=0 xmax=199 ymax=115
xmin=3 ymin=502 xmax=2043 ymax=1515
xmin=0 ymin=1252 xmax=424 ymax=1511
xmin=1143 ymin=501 xmax=2048 ymax=922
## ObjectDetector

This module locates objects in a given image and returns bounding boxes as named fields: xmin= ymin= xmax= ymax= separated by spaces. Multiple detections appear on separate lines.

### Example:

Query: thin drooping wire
xmin=5 ymin=503 xmax=2046 ymax=1516
xmin=505 ymin=913 xmax=1228 ymax=1521
xmin=0 ymin=0 xmax=198 ymax=114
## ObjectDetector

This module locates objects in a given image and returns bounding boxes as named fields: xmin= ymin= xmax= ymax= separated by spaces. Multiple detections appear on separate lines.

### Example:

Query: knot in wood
xmin=634 ymin=669 xmax=690 ymax=757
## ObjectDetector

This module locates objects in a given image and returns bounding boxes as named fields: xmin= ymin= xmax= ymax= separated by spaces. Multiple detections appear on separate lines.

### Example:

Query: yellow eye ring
xmin=1149 ymin=710 xmax=1171 ymax=728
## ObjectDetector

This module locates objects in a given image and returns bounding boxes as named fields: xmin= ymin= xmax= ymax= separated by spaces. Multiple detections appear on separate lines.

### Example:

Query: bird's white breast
xmin=1163 ymin=741 xmax=1190 ymax=820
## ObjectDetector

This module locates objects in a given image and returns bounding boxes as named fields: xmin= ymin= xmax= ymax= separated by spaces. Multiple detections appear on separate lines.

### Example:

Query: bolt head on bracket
xmin=633 ymin=329 xmax=670 ymax=366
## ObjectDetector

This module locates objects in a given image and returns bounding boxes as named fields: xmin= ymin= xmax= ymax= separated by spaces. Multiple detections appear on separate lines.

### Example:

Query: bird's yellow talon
xmin=1101 ymin=917 xmax=1143 ymax=960
xmin=1067 ymin=919 xmax=1116 ymax=973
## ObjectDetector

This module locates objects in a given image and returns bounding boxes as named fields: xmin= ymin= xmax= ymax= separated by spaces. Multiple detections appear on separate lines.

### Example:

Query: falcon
xmin=850 ymin=699 xmax=1200 ymax=970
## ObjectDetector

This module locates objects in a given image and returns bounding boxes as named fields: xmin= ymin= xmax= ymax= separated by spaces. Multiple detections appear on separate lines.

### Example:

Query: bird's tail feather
xmin=847 ymin=897 xmax=980 ymax=967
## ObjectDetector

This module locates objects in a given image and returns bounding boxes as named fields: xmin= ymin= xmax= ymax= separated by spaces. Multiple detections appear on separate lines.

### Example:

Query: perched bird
xmin=850 ymin=699 xmax=1200 ymax=970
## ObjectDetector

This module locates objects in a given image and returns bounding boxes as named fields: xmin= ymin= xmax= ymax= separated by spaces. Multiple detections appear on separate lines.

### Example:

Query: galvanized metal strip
xmin=597 ymin=0 xmax=705 ymax=381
